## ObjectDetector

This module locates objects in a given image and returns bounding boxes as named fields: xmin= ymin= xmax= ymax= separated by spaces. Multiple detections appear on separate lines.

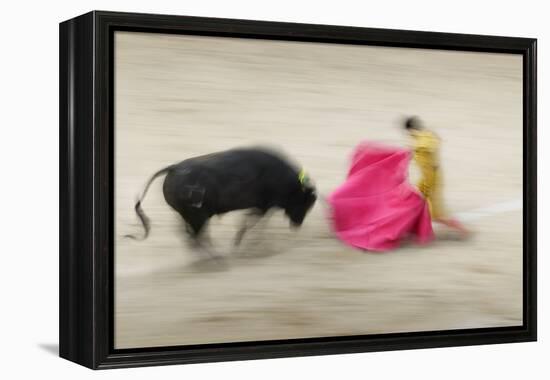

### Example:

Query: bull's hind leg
xmin=179 ymin=210 xmax=219 ymax=260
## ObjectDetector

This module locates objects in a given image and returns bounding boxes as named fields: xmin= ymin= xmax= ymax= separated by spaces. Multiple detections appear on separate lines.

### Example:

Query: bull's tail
xmin=125 ymin=165 xmax=173 ymax=241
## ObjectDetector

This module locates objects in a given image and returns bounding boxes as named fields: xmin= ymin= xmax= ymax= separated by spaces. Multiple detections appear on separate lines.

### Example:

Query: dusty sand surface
xmin=114 ymin=32 xmax=523 ymax=348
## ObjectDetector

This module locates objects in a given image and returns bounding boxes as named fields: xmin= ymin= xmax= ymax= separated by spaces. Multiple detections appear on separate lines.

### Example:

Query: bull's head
xmin=285 ymin=170 xmax=317 ymax=227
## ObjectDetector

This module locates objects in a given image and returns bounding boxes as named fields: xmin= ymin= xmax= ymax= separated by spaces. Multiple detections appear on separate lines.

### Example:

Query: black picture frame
xmin=59 ymin=10 xmax=537 ymax=370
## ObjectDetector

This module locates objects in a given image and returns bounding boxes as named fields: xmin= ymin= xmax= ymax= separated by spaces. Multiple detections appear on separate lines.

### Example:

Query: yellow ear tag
xmin=298 ymin=169 xmax=308 ymax=187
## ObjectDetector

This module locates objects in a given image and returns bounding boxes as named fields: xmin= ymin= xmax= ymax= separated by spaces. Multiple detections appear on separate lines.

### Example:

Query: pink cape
xmin=328 ymin=142 xmax=434 ymax=251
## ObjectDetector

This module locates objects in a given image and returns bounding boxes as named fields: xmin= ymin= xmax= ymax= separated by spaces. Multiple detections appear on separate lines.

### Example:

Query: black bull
xmin=126 ymin=148 xmax=317 ymax=248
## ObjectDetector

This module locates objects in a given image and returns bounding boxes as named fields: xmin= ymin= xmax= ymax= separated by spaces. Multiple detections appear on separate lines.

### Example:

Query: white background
xmin=0 ymin=0 xmax=546 ymax=378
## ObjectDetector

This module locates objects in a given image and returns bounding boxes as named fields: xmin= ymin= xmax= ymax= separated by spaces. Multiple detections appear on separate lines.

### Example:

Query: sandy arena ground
xmin=114 ymin=32 xmax=523 ymax=348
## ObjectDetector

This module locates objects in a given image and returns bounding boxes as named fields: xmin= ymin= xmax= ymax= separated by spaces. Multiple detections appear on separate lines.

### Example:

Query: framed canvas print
xmin=59 ymin=11 xmax=537 ymax=369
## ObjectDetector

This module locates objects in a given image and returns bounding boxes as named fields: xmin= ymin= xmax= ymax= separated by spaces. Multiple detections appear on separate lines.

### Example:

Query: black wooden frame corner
xmin=59 ymin=10 xmax=537 ymax=369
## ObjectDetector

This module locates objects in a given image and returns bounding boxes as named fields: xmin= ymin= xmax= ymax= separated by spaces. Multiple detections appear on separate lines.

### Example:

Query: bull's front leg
xmin=234 ymin=209 xmax=265 ymax=247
